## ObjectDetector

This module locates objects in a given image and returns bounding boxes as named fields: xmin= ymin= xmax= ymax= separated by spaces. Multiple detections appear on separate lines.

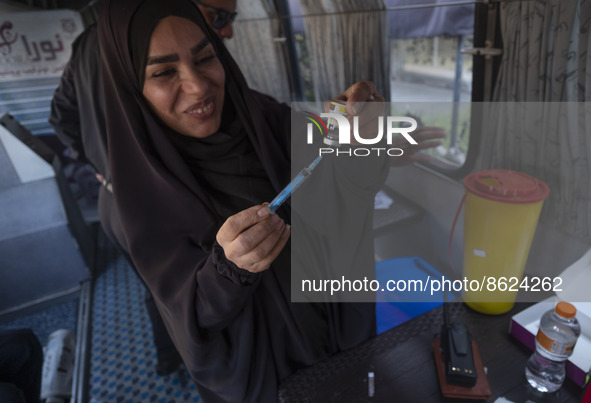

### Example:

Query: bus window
xmin=227 ymin=1 xmax=496 ymax=175
xmin=285 ymin=0 xmax=488 ymax=176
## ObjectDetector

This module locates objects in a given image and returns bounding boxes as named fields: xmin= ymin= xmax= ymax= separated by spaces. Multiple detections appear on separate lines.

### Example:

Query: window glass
xmin=387 ymin=1 xmax=475 ymax=168
xmin=288 ymin=0 xmax=478 ymax=171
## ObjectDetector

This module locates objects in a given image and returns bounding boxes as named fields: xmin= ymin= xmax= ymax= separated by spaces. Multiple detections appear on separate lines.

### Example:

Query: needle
xmin=268 ymin=155 xmax=323 ymax=213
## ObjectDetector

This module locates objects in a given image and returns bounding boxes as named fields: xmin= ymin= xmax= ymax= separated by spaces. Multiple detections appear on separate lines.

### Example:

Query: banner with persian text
xmin=0 ymin=10 xmax=83 ymax=82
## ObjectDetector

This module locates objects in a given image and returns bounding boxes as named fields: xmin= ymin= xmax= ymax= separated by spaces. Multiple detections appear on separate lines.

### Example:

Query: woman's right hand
xmin=216 ymin=205 xmax=290 ymax=273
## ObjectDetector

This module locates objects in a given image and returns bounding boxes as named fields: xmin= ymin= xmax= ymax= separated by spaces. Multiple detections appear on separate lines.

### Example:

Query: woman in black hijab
xmin=98 ymin=0 xmax=387 ymax=401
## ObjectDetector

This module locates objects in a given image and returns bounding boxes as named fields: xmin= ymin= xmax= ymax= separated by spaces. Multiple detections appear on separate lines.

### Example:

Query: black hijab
xmin=98 ymin=0 xmax=291 ymax=235
xmin=98 ymin=2 xmax=380 ymax=401
xmin=97 ymin=2 xmax=303 ymax=401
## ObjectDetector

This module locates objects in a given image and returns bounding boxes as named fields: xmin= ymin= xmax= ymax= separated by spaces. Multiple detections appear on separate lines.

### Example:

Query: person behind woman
xmin=98 ymin=0 xmax=387 ymax=401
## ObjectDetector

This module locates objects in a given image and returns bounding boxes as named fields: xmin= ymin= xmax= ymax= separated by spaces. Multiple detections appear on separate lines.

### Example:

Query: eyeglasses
xmin=194 ymin=1 xmax=238 ymax=30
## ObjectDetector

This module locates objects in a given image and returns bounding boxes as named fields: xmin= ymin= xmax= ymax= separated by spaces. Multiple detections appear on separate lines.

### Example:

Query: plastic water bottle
xmin=525 ymin=301 xmax=580 ymax=393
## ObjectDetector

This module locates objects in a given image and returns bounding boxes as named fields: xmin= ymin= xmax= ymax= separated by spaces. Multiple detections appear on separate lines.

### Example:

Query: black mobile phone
xmin=440 ymin=322 xmax=478 ymax=387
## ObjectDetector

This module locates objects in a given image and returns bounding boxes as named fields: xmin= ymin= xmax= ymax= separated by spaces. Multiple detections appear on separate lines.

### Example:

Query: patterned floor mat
xmin=89 ymin=233 xmax=200 ymax=403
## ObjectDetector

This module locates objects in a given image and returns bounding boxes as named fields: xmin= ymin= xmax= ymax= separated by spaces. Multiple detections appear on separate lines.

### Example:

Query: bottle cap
xmin=556 ymin=301 xmax=576 ymax=318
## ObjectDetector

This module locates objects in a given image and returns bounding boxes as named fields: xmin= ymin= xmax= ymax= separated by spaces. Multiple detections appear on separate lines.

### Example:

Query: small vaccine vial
xmin=324 ymin=100 xmax=348 ymax=147
xmin=368 ymin=371 xmax=375 ymax=397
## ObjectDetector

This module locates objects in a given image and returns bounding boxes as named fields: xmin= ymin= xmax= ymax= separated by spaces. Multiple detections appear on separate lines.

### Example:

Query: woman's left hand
xmin=325 ymin=81 xmax=385 ymax=145
xmin=327 ymin=80 xmax=385 ymax=115
xmin=326 ymin=81 xmax=445 ymax=165
xmin=389 ymin=126 xmax=445 ymax=166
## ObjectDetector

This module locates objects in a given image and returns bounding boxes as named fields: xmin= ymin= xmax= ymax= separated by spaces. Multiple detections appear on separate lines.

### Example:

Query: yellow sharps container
xmin=462 ymin=170 xmax=549 ymax=314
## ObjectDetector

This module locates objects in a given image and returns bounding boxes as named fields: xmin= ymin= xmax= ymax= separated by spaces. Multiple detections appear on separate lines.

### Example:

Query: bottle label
xmin=536 ymin=330 xmax=575 ymax=356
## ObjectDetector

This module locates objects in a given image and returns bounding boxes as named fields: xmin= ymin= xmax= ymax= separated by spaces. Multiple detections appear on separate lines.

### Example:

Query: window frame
xmin=277 ymin=0 xmax=504 ymax=179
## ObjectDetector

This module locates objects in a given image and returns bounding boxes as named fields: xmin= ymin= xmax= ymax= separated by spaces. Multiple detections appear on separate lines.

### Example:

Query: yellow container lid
xmin=464 ymin=169 xmax=549 ymax=204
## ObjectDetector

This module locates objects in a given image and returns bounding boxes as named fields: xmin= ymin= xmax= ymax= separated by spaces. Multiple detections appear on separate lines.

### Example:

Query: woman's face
xmin=142 ymin=16 xmax=225 ymax=138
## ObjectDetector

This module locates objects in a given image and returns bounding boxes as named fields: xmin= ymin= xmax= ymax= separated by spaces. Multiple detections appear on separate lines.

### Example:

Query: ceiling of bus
xmin=0 ymin=0 xmax=89 ymax=12
xmin=0 ymin=0 xmax=475 ymax=38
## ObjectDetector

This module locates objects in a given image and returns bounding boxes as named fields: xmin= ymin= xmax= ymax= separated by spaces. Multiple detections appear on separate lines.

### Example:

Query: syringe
xmin=268 ymin=154 xmax=323 ymax=213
